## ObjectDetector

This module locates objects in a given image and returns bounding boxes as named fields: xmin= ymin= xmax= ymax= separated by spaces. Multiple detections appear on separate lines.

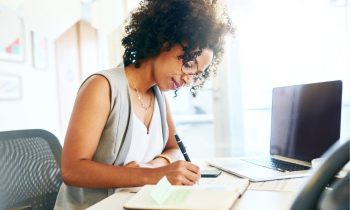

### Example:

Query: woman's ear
xmin=161 ymin=42 xmax=172 ymax=51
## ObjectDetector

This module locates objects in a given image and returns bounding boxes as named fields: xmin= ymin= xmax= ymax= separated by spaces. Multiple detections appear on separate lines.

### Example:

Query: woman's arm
xmin=61 ymin=75 xmax=156 ymax=188
xmin=61 ymin=76 xmax=200 ymax=188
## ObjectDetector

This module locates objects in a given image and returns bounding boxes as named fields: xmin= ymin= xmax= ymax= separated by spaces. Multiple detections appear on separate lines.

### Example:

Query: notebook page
xmin=124 ymin=176 xmax=249 ymax=210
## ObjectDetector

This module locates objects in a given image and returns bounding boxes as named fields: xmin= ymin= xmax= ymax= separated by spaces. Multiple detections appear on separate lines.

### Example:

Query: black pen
xmin=174 ymin=134 xmax=191 ymax=162
xmin=175 ymin=134 xmax=222 ymax=178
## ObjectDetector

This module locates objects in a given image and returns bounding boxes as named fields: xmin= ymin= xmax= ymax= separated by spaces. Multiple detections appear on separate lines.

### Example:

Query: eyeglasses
xmin=181 ymin=60 xmax=203 ymax=86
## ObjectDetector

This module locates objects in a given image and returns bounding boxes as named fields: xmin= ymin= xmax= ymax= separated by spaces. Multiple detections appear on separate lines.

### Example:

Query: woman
xmin=54 ymin=0 xmax=233 ymax=209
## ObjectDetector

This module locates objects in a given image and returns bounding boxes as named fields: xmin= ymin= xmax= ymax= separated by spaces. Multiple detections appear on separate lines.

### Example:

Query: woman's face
xmin=152 ymin=44 xmax=213 ymax=91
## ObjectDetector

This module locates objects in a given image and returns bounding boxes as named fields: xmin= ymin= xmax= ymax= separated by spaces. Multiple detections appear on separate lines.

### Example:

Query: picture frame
xmin=0 ymin=74 xmax=22 ymax=100
xmin=31 ymin=31 xmax=48 ymax=69
xmin=0 ymin=10 xmax=25 ymax=62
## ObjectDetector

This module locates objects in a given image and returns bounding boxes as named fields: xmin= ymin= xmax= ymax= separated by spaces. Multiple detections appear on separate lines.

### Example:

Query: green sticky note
xmin=163 ymin=189 xmax=191 ymax=205
xmin=150 ymin=176 xmax=173 ymax=204
xmin=150 ymin=176 xmax=191 ymax=205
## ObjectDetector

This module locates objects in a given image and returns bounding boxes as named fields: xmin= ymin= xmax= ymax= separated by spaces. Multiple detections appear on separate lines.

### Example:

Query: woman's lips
xmin=171 ymin=78 xmax=181 ymax=90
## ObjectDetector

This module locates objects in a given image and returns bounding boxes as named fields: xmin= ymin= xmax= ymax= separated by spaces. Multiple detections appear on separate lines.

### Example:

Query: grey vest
xmin=54 ymin=64 xmax=168 ymax=210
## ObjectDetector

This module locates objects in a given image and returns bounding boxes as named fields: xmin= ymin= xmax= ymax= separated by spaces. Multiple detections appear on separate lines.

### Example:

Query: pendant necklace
xmin=129 ymin=79 xmax=152 ymax=113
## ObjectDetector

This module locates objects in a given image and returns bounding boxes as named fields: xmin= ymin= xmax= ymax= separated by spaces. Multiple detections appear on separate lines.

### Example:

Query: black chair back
xmin=0 ymin=129 xmax=62 ymax=210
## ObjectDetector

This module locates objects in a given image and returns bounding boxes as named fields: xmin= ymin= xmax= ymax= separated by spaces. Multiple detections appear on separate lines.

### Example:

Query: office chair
xmin=0 ymin=129 xmax=62 ymax=210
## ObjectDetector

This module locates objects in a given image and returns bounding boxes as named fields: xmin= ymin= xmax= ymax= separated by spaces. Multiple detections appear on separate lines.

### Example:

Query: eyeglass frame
xmin=177 ymin=57 xmax=205 ymax=86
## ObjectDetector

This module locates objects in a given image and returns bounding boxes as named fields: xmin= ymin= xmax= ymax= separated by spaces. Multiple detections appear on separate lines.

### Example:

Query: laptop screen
xmin=270 ymin=80 xmax=342 ymax=162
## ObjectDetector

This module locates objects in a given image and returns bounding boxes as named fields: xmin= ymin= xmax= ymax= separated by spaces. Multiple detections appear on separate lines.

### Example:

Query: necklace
xmin=129 ymin=79 xmax=152 ymax=113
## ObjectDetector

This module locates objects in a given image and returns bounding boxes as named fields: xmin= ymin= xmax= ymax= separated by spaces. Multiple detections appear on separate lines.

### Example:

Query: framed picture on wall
xmin=0 ymin=10 xmax=25 ymax=62
xmin=0 ymin=74 xmax=22 ymax=100
xmin=31 ymin=31 xmax=48 ymax=69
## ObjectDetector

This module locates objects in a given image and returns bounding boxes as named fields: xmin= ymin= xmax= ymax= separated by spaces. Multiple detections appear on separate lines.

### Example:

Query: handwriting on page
xmin=150 ymin=176 xmax=191 ymax=205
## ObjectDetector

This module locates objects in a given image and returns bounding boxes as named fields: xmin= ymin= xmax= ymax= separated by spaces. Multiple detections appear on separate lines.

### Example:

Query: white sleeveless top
xmin=124 ymin=99 xmax=164 ymax=165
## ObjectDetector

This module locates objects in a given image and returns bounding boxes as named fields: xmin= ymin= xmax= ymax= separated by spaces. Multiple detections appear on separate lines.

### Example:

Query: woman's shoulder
xmin=77 ymin=68 xmax=126 ymax=112
xmin=94 ymin=65 xmax=127 ymax=86
xmin=81 ymin=64 xmax=126 ymax=89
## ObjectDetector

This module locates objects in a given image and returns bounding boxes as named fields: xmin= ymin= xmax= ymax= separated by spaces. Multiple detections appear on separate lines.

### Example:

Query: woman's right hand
xmin=153 ymin=160 xmax=200 ymax=185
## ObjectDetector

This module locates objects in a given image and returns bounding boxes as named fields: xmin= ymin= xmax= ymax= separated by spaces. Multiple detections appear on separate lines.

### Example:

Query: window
xmin=227 ymin=0 xmax=350 ymax=155
xmin=168 ymin=0 xmax=349 ymax=158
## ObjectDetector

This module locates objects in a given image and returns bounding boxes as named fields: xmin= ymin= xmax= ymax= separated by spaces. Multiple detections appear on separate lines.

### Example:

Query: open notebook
xmin=124 ymin=176 xmax=249 ymax=210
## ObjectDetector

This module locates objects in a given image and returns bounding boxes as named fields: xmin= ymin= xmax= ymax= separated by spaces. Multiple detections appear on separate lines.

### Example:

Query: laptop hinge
xmin=271 ymin=155 xmax=311 ymax=167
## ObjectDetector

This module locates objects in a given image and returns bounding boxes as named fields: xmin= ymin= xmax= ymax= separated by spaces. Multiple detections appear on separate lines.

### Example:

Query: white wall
xmin=0 ymin=1 xmax=129 ymax=144
xmin=0 ymin=29 xmax=61 ymax=141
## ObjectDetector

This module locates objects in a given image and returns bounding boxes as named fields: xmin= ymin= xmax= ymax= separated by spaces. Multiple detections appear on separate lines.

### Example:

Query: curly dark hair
xmin=122 ymin=0 xmax=234 ymax=96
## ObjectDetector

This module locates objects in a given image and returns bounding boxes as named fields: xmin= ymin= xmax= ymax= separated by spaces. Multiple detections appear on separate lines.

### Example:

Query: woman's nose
xmin=182 ymin=74 xmax=193 ymax=86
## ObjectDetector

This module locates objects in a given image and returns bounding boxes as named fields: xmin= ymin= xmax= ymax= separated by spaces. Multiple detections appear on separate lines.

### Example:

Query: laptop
xmin=208 ymin=80 xmax=343 ymax=182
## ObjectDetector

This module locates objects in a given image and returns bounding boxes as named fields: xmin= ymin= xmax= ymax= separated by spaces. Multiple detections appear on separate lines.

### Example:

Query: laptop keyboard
xmin=242 ymin=158 xmax=311 ymax=172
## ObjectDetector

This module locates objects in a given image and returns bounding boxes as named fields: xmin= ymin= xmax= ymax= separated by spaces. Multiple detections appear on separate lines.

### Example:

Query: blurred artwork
xmin=0 ymin=10 xmax=24 ymax=62
xmin=0 ymin=74 xmax=22 ymax=100
xmin=31 ymin=31 xmax=48 ymax=69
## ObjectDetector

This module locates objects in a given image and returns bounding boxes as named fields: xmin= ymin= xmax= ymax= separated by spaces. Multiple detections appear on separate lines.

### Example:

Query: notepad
xmin=124 ymin=176 xmax=249 ymax=210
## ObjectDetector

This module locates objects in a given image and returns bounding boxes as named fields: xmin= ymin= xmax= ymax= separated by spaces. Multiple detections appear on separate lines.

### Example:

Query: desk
xmin=87 ymin=163 xmax=305 ymax=210
xmin=87 ymin=187 xmax=296 ymax=210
